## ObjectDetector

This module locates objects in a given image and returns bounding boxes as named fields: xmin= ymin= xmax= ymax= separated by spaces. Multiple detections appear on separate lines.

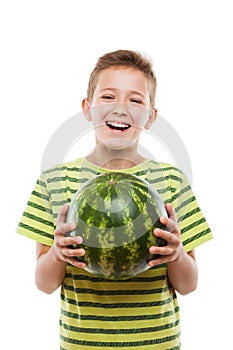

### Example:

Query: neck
xmin=86 ymin=145 xmax=145 ymax=170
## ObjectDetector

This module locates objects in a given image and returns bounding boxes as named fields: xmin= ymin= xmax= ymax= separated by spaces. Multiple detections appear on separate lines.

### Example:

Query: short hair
xmin=87 ymin=50 xmax=157 ymax=107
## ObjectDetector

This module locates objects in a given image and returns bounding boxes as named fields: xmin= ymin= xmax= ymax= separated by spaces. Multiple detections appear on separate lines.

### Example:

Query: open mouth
xmin=105 ymin=121 xmax=131 ymax=131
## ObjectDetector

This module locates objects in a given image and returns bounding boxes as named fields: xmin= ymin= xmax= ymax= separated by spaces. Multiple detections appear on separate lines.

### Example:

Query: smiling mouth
xmin=105 ymin=121 xmax=131 ymax=131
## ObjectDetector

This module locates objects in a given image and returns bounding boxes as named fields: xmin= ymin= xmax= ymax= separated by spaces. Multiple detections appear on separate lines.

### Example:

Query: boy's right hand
xmin=53 ymin=203 xmax=86 ymax=268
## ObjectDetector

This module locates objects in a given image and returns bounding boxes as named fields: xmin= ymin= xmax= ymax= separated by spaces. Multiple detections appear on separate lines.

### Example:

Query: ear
xmin=82 ymin=98 xmax=92 ymax=121
xmin=144 ymin=108 xmax=157 ymax=130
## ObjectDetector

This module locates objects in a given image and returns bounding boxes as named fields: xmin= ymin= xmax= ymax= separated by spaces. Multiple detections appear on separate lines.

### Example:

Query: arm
xmin=35 ymin=203 xmax=86 ymax=294
xmin=149 ymin=203 xmax=198 ymax=295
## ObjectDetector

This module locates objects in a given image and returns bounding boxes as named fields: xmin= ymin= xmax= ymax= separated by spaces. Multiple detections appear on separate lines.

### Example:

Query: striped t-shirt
xmin=17 ymin=158 xmax=212 ymax=350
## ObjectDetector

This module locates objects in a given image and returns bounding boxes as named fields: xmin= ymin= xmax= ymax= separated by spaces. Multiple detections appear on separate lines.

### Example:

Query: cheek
xmin=90 ymin=104 xmax=113 ymax=124
xmin=129 ymin=107 xmax=150 ymax=127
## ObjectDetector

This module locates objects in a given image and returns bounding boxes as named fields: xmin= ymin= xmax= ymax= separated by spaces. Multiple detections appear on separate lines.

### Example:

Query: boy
xmin=17 ymin=50 xmax=212 ymax=349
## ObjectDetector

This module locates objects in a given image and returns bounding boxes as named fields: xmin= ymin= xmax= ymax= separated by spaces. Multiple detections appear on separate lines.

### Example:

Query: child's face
xmin=82 ymin=67 xmax=157 ymax=151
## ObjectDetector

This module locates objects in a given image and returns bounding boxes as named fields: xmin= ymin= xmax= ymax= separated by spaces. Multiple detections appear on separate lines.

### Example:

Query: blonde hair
xmin=87 ymin=50 xmax=157 ymax=107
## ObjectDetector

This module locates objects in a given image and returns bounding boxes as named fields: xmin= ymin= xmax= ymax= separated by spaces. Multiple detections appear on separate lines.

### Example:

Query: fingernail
xmin=149 ymin=246 xmax=156 ymax=254
xmin=75 ymin=236 xmax=83 ymax=244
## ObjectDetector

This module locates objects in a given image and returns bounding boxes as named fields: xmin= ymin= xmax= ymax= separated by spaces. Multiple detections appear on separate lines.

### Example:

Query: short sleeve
xmin=170 ymin=169 xmax=213 ymax=252
xmin=16 ymin=172 xmax=55 ymax=246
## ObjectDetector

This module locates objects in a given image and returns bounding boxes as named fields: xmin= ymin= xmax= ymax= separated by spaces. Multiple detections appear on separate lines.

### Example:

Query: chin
xmin=102 ymin=139 xmax=136 ymax=151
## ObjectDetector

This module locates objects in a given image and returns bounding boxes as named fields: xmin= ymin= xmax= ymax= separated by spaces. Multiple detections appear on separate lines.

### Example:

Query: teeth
xmin=107 ymin=122 xmax=129 ymax=128
xmin=106 ymin=121 xmax=131 ymax=130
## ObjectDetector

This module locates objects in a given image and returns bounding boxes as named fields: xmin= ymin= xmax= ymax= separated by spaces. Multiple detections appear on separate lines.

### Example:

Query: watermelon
xmin=66 ymin=172 xmax=167 ymax=280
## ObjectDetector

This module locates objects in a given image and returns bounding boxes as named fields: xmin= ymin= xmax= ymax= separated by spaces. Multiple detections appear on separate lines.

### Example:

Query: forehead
xmin=95 ymin=67 xmax=149 ymax=93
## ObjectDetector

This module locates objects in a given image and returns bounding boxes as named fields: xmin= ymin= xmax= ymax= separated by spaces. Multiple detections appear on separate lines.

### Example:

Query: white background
xmin=1 ymin=0 xmax=232 ymax=348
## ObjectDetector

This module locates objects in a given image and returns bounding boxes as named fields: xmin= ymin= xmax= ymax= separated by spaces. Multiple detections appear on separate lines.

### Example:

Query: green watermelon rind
xmin=66 ymin=172 xmax=167 ymax=280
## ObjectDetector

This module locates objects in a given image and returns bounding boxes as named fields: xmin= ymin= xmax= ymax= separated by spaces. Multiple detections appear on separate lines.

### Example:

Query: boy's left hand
xmin=148 ymin=203 xmax=185 ymax=267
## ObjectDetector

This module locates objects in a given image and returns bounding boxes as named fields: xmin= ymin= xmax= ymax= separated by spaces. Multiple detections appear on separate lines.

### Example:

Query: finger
xmin=56 ymin=203 xmax=70 ymax=225
xmin=165 ymin=203 xmax=176 ymax=221
xmin=159 ymin=216 xmax=178 ymax=233
xmin=153 ymin=228 xmax=178 ymax=244
xmin=55 ymin=222 xmax=76 ymax=235
xmin=149 ymin=244 xmax=173 ymax=256
xmin=56 ymin=235 xmax=83 ymax=248
xmin=66 ymin=258 xmax=86 ymax=268
xmin=62 ymin=246 xmax=85 ymax=258
xmin=148 ymin=254 xmax=174 ymax=267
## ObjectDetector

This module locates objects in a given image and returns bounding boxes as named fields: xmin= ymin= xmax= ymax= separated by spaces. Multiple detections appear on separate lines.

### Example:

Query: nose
xmin=112 ymin=102 xmax=128 ymax=116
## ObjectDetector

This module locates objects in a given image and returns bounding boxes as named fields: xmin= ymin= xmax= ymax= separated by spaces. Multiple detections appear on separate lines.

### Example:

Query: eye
xmin=130 ymin=98 xmax=143 ymax=104
xmin=101 ymin=95 xmax=115 ymax=101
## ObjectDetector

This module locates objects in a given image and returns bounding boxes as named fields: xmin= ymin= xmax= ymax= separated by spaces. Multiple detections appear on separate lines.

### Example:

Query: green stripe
xmin=60 ymin=319 xmax=179 ymax=334
xmin=37 ymin=179 xmax=46 ymax=187
xmin=60 ymin=332 xmax=180 ymax=347
xmin=60 ymin=346 xmax=180 ymax=350
xmin=51 ymin=200 xmax=69 ymax=207
xmin=129 ymin=169 xmax=148 ymax=177
xmin=182 ymin=228 xmax=211 ymax=246
xmin=32 ymin=190 xmax=49 ymax=201
xmin=178 ymin=207 xmax=201 ymax=222
xmin=65 ymin=272 xmax=166 ymax=283
xmin=46 ymin=176 xmax=90 ymax=184
xmin=147 ymin=164 xmax=182 ymax=174
xmin=157 ymin=185 xmax=171 ymax=195
xmin=61 ymin=294 xmax=174 ymax=312
xmin=18 ymin=222 xmax=54 ymax=240
xmin=181 ymin=217 xmax=206 ymax=234
xmin=149 ymin=175 xmax=183 ymax=191
xmin=23 ymin=212 xmax=54 ymax=227
xmin=61 ymin=303 xmax=178 ymax=321
xmin=27 ymin=201 xmax=53 ymax=215
xmin=45 ymin=165 xmax=100 ymax=175
xmin=171 ymin=185 xmax=190 ymax=202
xmin=49 ymin=187 xmax=71 ymax=194
xmin=63 ymin=284 xmax=168 ymax=296
xmin=175 ymin=196 xmax=195 ymax=213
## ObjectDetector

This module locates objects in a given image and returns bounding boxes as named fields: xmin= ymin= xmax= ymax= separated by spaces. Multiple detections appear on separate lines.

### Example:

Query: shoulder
xmin=41 ymin=158 xmax=85 ymax=179
xmin=147 ymin=160 xmax=185 ymax=180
